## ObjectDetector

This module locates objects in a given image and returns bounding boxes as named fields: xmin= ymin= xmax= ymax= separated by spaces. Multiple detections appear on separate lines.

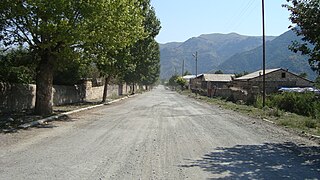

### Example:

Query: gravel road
xmin=0 ymin=86 xmax=319 ymax=179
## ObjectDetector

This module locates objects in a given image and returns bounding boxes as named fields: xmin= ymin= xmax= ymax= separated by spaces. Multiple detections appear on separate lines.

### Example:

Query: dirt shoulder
xmin=178 ymin=89 xmax=320 ymax=144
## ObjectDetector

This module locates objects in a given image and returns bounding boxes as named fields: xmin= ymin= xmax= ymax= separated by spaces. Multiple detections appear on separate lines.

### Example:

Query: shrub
xmin=304 ymin=119 xmax=317 ymax=128
xmin=267 ymin=92 xmax=319 ymax=118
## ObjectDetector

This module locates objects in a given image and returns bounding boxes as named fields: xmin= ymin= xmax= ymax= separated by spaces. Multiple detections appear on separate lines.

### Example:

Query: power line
xmin=224 ymin=0 xmax=257 ymax=32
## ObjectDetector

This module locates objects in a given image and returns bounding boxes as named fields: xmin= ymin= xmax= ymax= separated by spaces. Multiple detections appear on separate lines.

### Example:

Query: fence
xmin=0 ymin=80 xmax=137 ymax=112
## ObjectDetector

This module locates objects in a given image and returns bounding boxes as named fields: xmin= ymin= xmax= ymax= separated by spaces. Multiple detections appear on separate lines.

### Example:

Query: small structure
xmin=232 ymin=68 xmax=314 ymax=94
xmin=191 ymin=74 xmax=235 ymax=96
xmin=182 ymin=75 xmax=196 ymax=89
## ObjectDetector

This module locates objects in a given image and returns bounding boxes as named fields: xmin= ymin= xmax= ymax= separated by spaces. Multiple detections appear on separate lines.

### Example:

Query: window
xmin=281 ymin=72 xmax=286 ymax=78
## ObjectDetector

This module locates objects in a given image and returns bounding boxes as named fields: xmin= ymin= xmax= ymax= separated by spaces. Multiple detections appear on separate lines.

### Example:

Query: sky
xmin=151 ymin=0 xmax=293 ymax=44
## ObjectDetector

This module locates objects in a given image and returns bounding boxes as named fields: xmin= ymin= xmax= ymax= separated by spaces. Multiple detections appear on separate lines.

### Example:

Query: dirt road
xmin=0 ymin=86 xmax=319 ymax=179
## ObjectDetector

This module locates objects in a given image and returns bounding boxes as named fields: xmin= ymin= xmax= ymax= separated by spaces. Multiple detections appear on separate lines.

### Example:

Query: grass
xmin=178 ymin=89 xmax=320 ymax=136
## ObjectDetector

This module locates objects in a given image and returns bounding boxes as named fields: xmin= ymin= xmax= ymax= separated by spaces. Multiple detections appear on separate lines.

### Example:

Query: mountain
xmin=160 ymin=33 xmax=275 ymax=79
xmin=217 ymin=30 xmax=318 ymax=80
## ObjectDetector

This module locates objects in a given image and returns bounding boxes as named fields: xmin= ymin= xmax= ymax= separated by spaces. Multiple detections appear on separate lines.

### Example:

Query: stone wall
xmin=52 ymin=85 xmax=84 ymax=105
xmin=0 ymin=82 xmax=36 ymax=112
xmin=0 ymin=81 xmax=132 ymax=113
xmin=214 ymin=88 xmax=251 ymax=102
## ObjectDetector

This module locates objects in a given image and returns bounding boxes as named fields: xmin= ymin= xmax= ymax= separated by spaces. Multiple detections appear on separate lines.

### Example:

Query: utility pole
xmin=182 ymin=59 xmax=184 ymax=76
xmin=193 ymin=51 xmax=198 ymax=95
xmin=262 ymin=0 xmax=266 ymax=107
xmin=193 ymin=51 xmax=198 ymax=77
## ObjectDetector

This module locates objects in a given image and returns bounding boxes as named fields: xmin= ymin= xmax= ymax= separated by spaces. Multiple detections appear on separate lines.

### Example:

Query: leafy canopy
xmin=284 ymin=0 xmax=320 ymax=74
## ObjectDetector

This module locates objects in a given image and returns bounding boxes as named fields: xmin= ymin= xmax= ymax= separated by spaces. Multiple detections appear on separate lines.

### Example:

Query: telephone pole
xmin=182 ymin=59 xmax=185 ymax=76
xmin=262 ymin=0 xmax=266 ymax=107
xmin=192 ymin=52 xmax=198 ymax=95
xmin=193 ymin=51 xmax=198 ymax=77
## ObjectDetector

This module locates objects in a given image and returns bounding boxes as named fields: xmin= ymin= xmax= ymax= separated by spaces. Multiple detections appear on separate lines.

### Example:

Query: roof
xmin=235 ymin=68 xmax=281 ymax=80
xmin=198 ymin=74 xmax=235 ymax=82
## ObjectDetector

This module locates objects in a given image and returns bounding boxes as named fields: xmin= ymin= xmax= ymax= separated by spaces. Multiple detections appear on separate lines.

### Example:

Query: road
xmin=0 ymin=86 xmax=319 ymax=179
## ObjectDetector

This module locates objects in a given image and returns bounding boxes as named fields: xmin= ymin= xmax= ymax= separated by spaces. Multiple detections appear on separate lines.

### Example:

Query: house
xmin=232 ymin=68 xmax=314 ymax=94
xmin=191 ymin=74 xmax=235 ymax=96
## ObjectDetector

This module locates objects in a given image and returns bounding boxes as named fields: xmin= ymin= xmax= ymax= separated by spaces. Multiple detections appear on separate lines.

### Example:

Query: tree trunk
xmin=132 ymin=83 xmax=135 ymax=95
xmin=35 ymin=53 xmax=54 ymax=116
xmin=102 ymin=76 xmax=111 ymax=102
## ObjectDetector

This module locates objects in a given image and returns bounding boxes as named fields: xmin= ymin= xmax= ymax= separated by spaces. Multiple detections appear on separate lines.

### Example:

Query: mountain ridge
xmin=160 ymin=32 xmax=275 ymax=79
xmin=216 ymin=30 xmax=317 ymax=80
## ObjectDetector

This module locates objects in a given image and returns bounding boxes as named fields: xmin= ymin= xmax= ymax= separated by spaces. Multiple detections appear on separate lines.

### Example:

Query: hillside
xmin=160 ymin=33 xmax=275 ymax=79
xmin=217 ymin=30 xmax=318 ymax=80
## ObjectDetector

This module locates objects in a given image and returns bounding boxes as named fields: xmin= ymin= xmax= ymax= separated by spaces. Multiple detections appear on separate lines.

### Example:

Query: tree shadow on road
xmin=180 ymin=142 xmax=320 ymax=179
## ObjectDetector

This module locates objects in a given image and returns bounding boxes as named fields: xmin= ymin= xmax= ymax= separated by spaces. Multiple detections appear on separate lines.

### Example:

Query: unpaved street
xmin=0 ymin=86 xmax=319 ymax=179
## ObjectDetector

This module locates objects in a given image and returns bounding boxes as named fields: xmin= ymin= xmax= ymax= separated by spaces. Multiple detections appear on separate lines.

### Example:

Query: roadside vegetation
xmin=176 ymin=88 xmax=320 ymax=137
xmin=0 ymin=0 xmax=161 ymax=116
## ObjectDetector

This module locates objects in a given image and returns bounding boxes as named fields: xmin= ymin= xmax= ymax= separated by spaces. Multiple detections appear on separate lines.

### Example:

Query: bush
xmin=267 ymin=92 xmax=320 ymax=118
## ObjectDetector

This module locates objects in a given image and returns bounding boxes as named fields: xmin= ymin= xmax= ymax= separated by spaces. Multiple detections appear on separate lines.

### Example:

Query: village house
xmin=190 ymin=74 xmax=235 ymax=96
xmin=232 ymin=68 xmax=314 ymax=94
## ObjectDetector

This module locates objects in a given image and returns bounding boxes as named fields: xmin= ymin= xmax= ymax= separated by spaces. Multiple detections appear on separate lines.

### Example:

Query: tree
xmin=214 ymin=70 xmax=224 ymax=74
xmin=0 ymin=47 xmax=36 ymax=84
xmin=0 ymin=0 xmax=145 ymax=115
xmin=175 ymin=76 xmax=187 ymax=89
xmin=284 ymin=0 xmax=320 ymax=74
xmin=85 ymin=1 xmax=146 ymax=102
xmin=168 ymin=74 xmax=179 ymax=87
xmin=315 ymin=76 xmax=320 ymax=88
xmin=183 ymin=71 xmax=192 ymax=76
xmin=235 ymin=71 xmax=249 ymax=78
xmin=123 ymin=0 xmax=161 ymax=92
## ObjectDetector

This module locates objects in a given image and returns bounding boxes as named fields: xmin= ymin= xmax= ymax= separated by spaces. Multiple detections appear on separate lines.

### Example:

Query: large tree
xmin=0 ymin=0 xmax=145 ymax=115
xmin=123 ymin=1 xmax=161 ymax=90
xmin=284 ymin=0 xmax=320 ymax=74
xmin=85 ymin=1 xmax=146 ymax=102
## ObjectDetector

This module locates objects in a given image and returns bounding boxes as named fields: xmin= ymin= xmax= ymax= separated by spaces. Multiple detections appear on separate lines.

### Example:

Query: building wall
xmin=233 ymin=69 xmax=313 ymax=94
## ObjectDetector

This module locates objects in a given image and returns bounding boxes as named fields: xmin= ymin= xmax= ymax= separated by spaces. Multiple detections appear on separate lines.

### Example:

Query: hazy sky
xmin=151 ymin=0 xmax=293 ymax=43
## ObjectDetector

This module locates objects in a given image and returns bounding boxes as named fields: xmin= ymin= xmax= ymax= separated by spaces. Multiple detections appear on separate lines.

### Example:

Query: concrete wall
xmin=0 ymin=81 xmax=131 ymax=113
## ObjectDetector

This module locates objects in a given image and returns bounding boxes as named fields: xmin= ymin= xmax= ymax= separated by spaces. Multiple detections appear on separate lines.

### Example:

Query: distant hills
xmin=160 ymin=30 xmax=318 ymax=80
xmin=217 ymin=30 xmax=317 ymax=80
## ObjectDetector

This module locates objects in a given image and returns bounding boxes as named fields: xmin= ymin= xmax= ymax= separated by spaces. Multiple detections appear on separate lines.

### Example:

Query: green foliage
xmin=168 ymin=74 xmax=179 ymax=87
xmin=267 ymin=92 xmax=320 ymax=118
xmin=86 ymin=0 xmax=147 ymax=79
xmin=0 ymin=0 xmax=147 ymax=114
xmin=214 ymin=70 xmax=224 ymax=74
xmin=0 ymin=48 xmax=36 ymax=84
xmin=235 ymin=71 xmax=249 ymax=78
xmin=53 ymin=62 xmax=100 ymax=85
xmin=183 ymin=71 xmax=191 ymax=76
xmin=284 ymin=0 xmax=320 ymax=74
xmin=175 ymin=76 xmax=187 ymax=88
xmin=315 ymin=76 xmax=320 ymax=88
xmin=123 ymin=0 xmax=161 ymax=87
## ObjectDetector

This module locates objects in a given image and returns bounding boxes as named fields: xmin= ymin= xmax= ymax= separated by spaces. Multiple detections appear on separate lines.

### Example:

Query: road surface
xmin=0 ymin=86 xmax=319 ymax=179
